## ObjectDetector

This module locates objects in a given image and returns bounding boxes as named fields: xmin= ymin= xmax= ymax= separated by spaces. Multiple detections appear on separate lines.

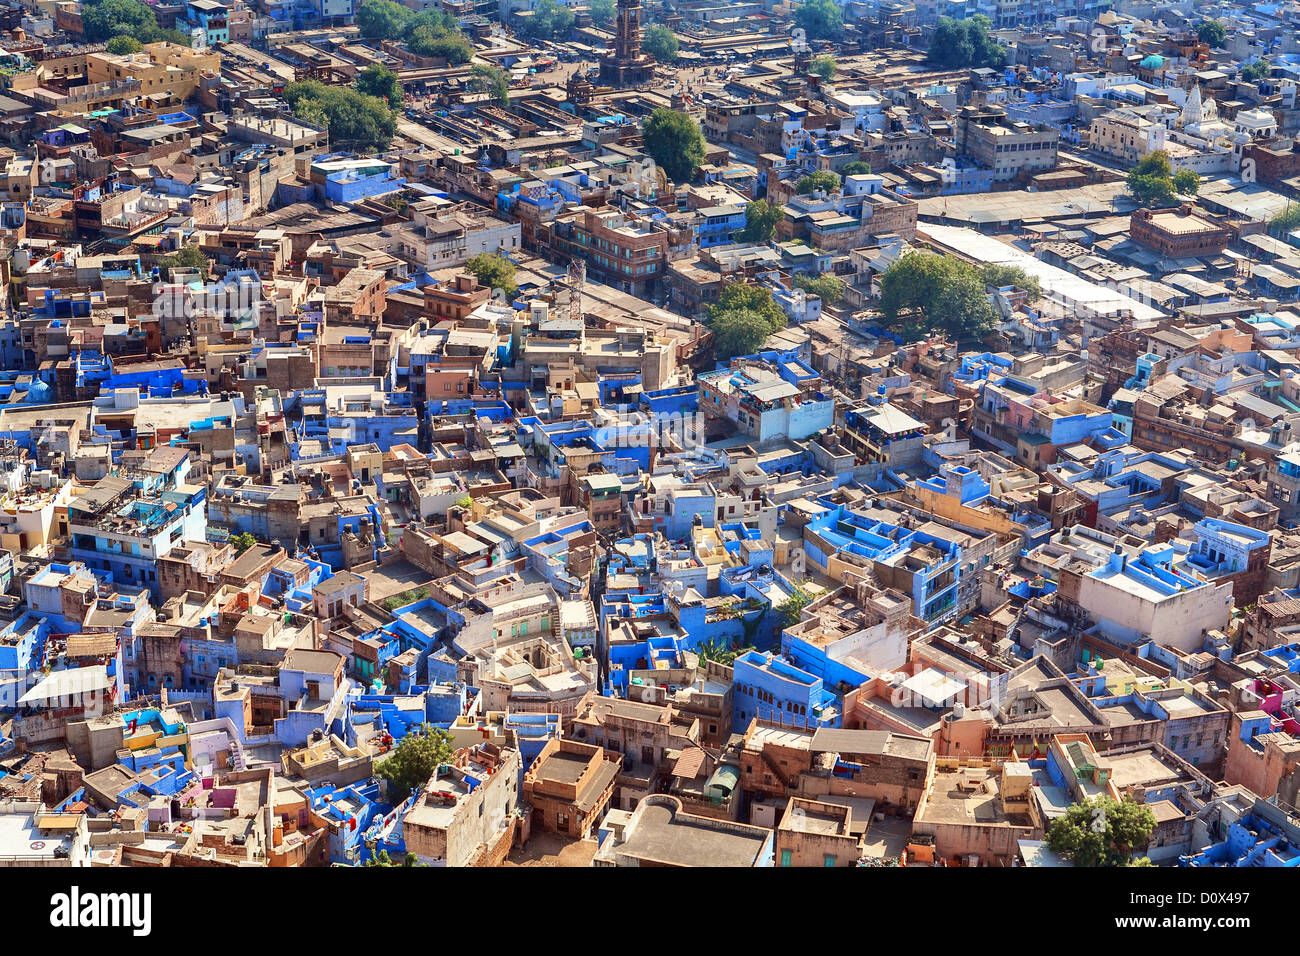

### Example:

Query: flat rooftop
xmin=920 ymin=767 xmax=1033 ymax=828
xmin=615 ymin=801 xmax=770 ymax=867
xmin=534 ymin=750 xmax=591 ymax=786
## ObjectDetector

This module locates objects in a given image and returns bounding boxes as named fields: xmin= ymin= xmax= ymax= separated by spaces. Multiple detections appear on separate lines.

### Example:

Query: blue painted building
xmin=731 ymin=651 xmax=841 ymax=733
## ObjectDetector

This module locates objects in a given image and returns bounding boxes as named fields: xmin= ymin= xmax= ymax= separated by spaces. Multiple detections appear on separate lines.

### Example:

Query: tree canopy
xmin=357 ymin=0 xmax=415 ymax=38
xmin=1172 ymin=168 xmax=1200 ymax=196
xmin=283 ymin=79 xmax=396 ymax=152
xmin=795 ymin=170 xmax=841 ymax=195
xmin=589 ymin=0 xmax=615 ymax=25
xmin=927 ymin=15 xmax=1005 ymax=70
xmin=82 ymin=0 xmax=192 ymax=45
xmin=696 ymin=638 xmax=754 ymax=666
xmin=105 ymin=36 xmax=144 ymax=55
xmin=842 ymin=160 xmax=872 ymax=177
xmin=707 ymin=284 xmax=788 ymax=359
xmin=979 ymin=264 xmax=1041 ymax=303
xmin=1197 ymin=19 xmax=1227 ymax=48
xmin=230 ymin=532 xmax=257 ymax=554
xmin=643 ymin=24 xmax=679 ymax=63
xmin=356 ymin=1 xmax=474 ymax=62
xmin=776 ymin=583 xmax=814 ymax=628
xmin=1045 ymin=797 xmax=1156 ymax=867
xmin=162 ymin=244 xmax=209 ymax=281
xmin=878 ymin=250 xmax=997 ymax=344
xmin=735 ymin=200 xmax=782 ymax=244
xmin=642 ymin=108 xmax=706 ymax=184
xmin=521 ymin=0 xmax=575 ymax=41
xmin=465 ymin=252 xmax=518 ymax=301
xmin=1241 ymin=59 xmax=1270 ymax=82
xmin=793 ymin=0 xmax=844 ymax=41
xmin=809 ymin=55 xmax=836 ymax=80
xmin=469 ymin=63 xmax=511 ymax=106
xmin=1270 ymin=205 xmax=1300 ymax=239
xmin=375 ymin=724 xmax=456 ymax=799
xmin=794 ymin=274 xmax=845 ymax=306
xmin=1126 ymin=150 xmax=1185 ymax=207
xmin=356 ymin=64 xmax=402 ymax=107
xmin=708 ymin=310 xmax=775 ymax=360
xmin=364 ymin=850 xmax=427 ymax=867
xmin=408 ymin=17 xmax=475 ymax=62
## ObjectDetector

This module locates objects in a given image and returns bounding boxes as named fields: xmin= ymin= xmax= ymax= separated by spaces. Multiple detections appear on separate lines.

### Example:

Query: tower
xmin=599 ymin=0 xmax=656 ymax=87
xmin=614 ymin=0 xmax=643 ymax=62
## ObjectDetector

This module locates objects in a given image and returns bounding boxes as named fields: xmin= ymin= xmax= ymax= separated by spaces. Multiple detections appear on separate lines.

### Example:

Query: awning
xmin=18 ymin=666 xmax=112 ymax=705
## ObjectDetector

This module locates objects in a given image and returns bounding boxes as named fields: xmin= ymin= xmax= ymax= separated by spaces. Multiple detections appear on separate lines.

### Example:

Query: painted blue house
xmin=731 ymin=651 xmax=841 ymax=733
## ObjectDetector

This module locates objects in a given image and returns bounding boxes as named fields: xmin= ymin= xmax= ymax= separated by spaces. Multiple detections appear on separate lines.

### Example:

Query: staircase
xmin=760 ymin=748 xmax=794 ymax=790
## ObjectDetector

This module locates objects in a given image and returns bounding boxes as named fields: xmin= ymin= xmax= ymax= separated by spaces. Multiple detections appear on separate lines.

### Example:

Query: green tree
xmin=707 ymin=284 xmax=788 ymax=359
xmin=776 ymin=583 xmax=813 ymax=628
xmin=795 ymin=170 xmax=841 ymax=195
xmin=356 ymin=63 xmax=402 ymax=107
xmin=1197 ymin=19 xmax=1227 ymax=48
xmin=364 ymin=849 xmax=428 ymax=867
xmin=1172 ymin=168 xmax=1200 ymax=196
xmin=696 ymin=638 xmax=753 ymax=666
xmin=162 ymin=244 xmax=209 ymax=281
xmin=282 ymin=79 xmax=396 ymax=152
xmin=230 ymin=532 xmax=257 ymax=554
xmin=1241 ymin=59 xmax=1270 ymax=82
xmin=707 ymin=309 xmax=774 ymax=359
xmin=465 ymin=252 xmax=518 ymax=301
xmin=375 ymin=723 xmax=456 ymax=798
xmin=357 ymin=0 xmax=417 ymax=38
xmin=82 ymin=0 xmax=157 ymax=42
xmin=795 ymin=274 xmax=845 ymax=306
xmin=927 ymin=15 xmax=1005 ymax=69
xmin=589 ymin=0 xmax=615 ymax=25
xmin=1270 ymin=204 xmax=1300 ymax=239
xmin=1125 ymin=150 xmax=1178 ymax=207
xmin=979 ymin=264 xmax=1041 ymax=303
xmin=879 ymin=250 xmax=997 ymax=344
xmin=710 ymin=282 xmax=788 ymax=330
xmin=1045 ymin=797 xmax=1156 ymax=867
xmin=154 ymin=28 xmax=192 ymax=45
xmin=841 ymin=160 xmax=872 ymax=176
xmin=808 ymin=55 xmax=836 ymax=80
xmin=521 ymin=0 xmax=575 ymax=40
xmin=468 ymin=63 xmax=511 ymax=106
xmin=642 ymin=24 xmax=679 ymax=63
xmin=295 ymin=101 xmax=329 ymax=129
xmin=794 ymin=0 xmax=843 ymax=41
xmin=735 ymin=199 xmax=782 ymax=244
xmin=408 ymin=16 xmax=475 ymax=63
xmin=105 ymin=36 xmax=144 ymax=55
xmin=642 ymin=108 xmax=706 ymax=184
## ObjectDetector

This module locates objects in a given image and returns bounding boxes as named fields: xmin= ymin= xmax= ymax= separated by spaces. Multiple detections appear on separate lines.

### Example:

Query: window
xmin=780 ymin=850 xmax=792 ymax=867
xmin=824 ymin=854 xmax=836 ymax=867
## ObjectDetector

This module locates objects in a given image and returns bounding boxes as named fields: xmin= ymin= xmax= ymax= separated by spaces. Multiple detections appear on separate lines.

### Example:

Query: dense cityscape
xmin=0 ymin=0 xmax=1294 ymax=877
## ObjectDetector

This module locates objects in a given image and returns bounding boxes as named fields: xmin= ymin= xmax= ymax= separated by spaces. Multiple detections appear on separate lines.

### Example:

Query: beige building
xmin=775 ymin=796 xmax=864 ymax=867
xmin=85 ymin=42 xmax=221 ymax=102
xmin=956 ymin=106 xmax=1059 ymax=183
